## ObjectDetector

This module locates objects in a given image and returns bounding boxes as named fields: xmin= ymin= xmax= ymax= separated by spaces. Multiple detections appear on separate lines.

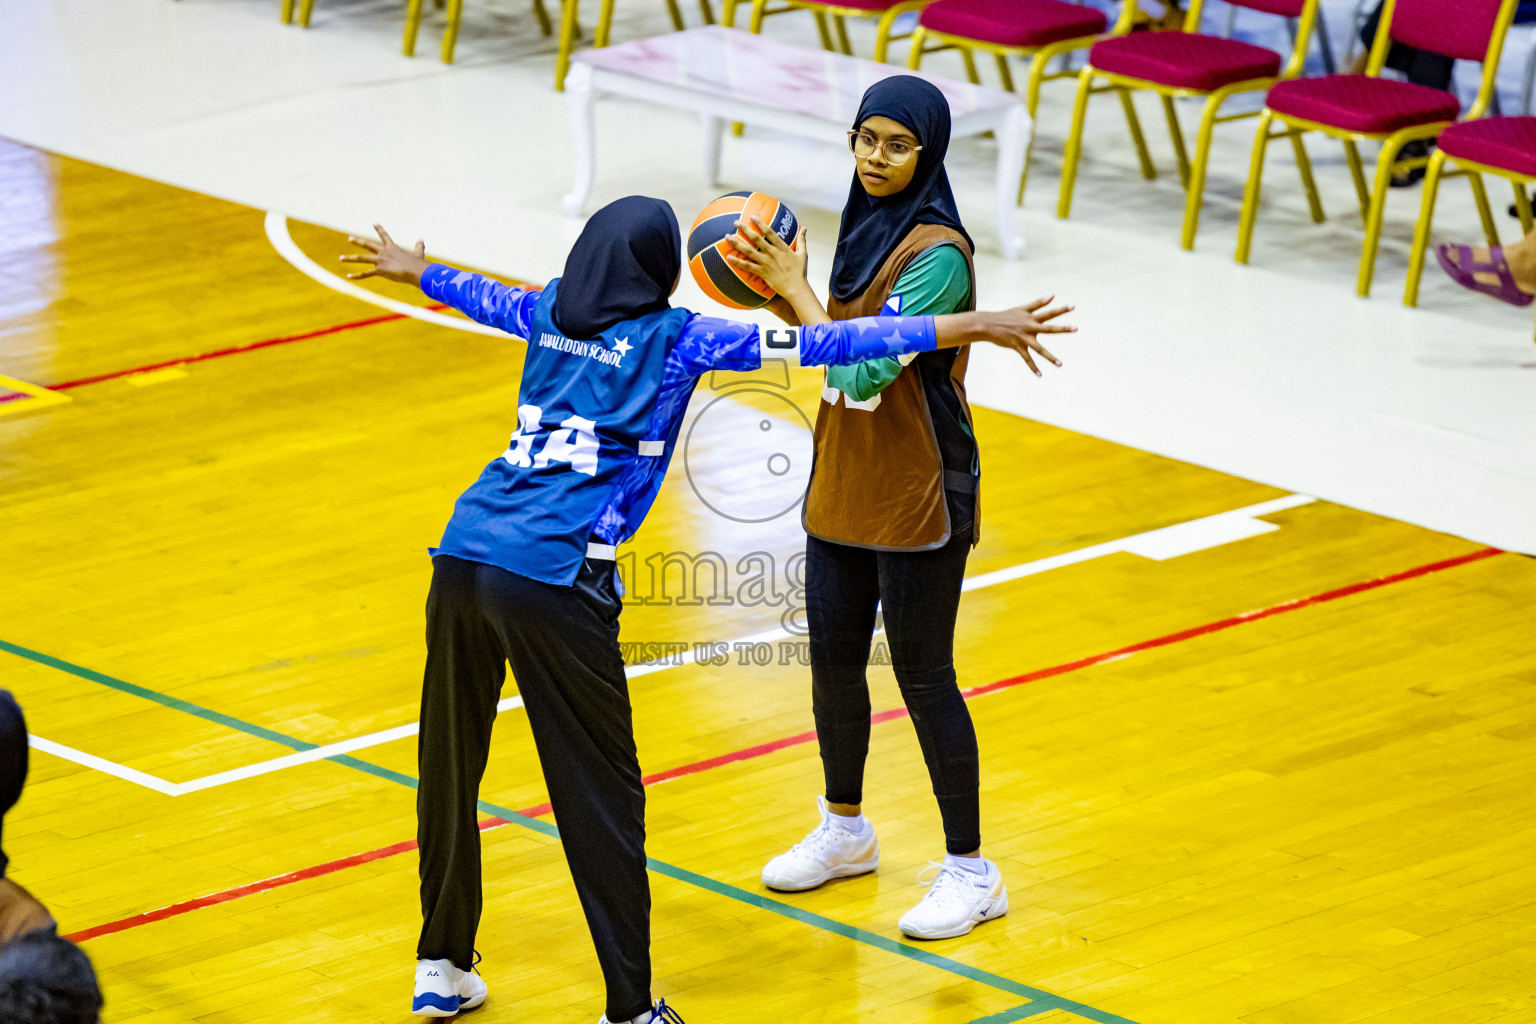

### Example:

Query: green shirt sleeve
xmin=826 ymin=244 xmax=973 ymax=402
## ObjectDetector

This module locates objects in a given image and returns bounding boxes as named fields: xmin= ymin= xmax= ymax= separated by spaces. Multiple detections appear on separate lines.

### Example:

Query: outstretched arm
xmin=341 ymin=225 xmax=540 ymax=339
xmin=931 ymin=298 xmax=1073 ymax=377
xmin=341 ymin=224 xmax=430 ymax=286
xmin=724 ymin=216 xmax=1075 ymax=377
xmin=676 ymin=300 xmax=1074 ymax=377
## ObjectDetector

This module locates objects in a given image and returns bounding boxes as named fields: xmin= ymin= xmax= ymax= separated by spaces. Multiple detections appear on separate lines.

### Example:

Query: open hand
xmin=339 ymin=224 xmax=430 ymax=286
xmin=983 ymin=296 xmax=1074 ymax=377
xmin=724 ymin=217 xmax=808 ymax=299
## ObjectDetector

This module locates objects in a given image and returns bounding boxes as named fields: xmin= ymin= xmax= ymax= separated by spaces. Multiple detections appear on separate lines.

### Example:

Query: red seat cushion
xmin=1438 ymin=116 xmax=1536 ymax=177
xmin=1088 ymin=32 xmax=1281 ymax=92
xmin=1266 ymin=75 xmax=1461 ymax=135
xmin=919 ymin=0 xmax=1107 ymax=49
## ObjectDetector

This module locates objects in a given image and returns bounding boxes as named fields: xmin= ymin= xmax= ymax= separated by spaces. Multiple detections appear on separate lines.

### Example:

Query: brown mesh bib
xmin=803 ymin=224 xmax=979 ymax=550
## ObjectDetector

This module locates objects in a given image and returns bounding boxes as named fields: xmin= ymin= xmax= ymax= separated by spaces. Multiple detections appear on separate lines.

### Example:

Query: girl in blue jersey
xmin=343 ymin=196 xmax=1070 ymax=1024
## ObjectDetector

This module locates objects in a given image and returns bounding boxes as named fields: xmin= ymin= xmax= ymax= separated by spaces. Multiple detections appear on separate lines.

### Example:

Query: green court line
xmin=970 ymin=1005 xmax=1053 ymax=1024
xmin=3 ymin=637 xmax=1141 ymax=1024
xmin=0 ymin=639 xmax=318 ymax=752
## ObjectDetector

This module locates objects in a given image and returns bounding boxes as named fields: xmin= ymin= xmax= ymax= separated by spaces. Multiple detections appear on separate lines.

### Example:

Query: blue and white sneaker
xmin=598 ymin=997 xmax=686 ymax=1023
xmin=412 ymin=956 xmax=487 ymax=1016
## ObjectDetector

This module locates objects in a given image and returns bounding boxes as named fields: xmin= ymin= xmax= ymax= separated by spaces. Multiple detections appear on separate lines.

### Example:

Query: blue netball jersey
xmin=421 ymin=264 xmax=941 ymax=586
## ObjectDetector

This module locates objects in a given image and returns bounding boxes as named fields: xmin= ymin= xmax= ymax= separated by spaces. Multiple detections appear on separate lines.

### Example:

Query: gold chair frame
xmin=723 ymin=0 xmax=927 ymax=63
xmin=1404 ymin=147 xmax=1535 ymax=317
xmin=397 ymin=0 xmax=553 ymax=62
xmin=907 ymin=0 xmax=1139 ymax=206
xmin=1059 ymin=0 xmax=1323 ymax=251
xmin=1236 ymin=0 xmax=1519 ymax=297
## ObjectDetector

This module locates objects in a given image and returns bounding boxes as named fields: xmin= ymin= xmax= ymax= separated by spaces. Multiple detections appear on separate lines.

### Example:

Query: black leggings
xmin=416 ymin=555 xmax=652 ymax=1024
xmin=806 ymin=497 xmax=980 ymax=855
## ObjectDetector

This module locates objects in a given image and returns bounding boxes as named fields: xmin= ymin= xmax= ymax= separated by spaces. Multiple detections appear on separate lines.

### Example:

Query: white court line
xmin=627 ymin=492 xmax=1317 ymax=677
xmin=30 ymin=696 xmax=525 ymax=798
xmin=35 ymin=494 xmax=1313 ymax=795
xmin=28 ymin=735 xmax=181 ymax=796
xmin=262 ymin=211 xmax=509 ymax=339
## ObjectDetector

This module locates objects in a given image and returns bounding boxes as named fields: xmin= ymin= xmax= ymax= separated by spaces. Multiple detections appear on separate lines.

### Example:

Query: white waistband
xmin=586 ymin=542 xmax=617 ymax=561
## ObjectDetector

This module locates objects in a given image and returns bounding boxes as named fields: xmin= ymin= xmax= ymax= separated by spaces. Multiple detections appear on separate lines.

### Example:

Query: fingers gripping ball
xmin=687 ymin=192 xmax=800 ymax=309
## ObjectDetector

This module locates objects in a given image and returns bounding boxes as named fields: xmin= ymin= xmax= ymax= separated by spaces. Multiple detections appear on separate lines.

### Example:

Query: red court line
xmin=0 ymin=299 xmax=473 ymax=404
xmin=64 ymin=545 xmax=1503 ymax=944
xmin=65 ymin=816 xmax=506 ymax=944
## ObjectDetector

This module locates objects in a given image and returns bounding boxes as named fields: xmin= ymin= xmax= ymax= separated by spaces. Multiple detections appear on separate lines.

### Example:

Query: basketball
xmin=687 ymin=191 xmax=801 ymax=310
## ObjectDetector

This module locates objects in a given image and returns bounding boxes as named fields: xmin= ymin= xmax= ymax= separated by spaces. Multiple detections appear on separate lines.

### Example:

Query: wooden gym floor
xmin=2 ymin=136 xmax=1534 ymax=1024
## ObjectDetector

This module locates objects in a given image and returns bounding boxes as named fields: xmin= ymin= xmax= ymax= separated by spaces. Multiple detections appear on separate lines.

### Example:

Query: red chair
xmin=1057 ymin=0 xmax=1325 ymax=251
xmin=908 ymin=0 xmax=1137 ymax=205
xmin=1405 ymin=116 xmax=1536 ymax=308
xmin=1236 ymin=0 xmax=1520 ymax=297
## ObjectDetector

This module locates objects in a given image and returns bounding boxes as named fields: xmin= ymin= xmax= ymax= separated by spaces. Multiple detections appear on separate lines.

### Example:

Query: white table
xmin=563 ymin=26 xmax=1032 ymax=260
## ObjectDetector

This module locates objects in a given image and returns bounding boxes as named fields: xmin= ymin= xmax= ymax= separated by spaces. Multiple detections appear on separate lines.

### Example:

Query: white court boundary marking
xmin=34 ymin=494 xmax=1314 ymax=795
xmin=262 ymin=211 xmax=509 ymax=338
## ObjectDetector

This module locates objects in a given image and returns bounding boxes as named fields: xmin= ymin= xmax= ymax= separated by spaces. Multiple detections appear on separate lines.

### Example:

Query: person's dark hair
xmin=0 ymin=931 xmax=103 ymax=1024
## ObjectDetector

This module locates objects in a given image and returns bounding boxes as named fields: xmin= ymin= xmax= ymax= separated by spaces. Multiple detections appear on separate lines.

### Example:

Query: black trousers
xmin=1360 ymin=3 xmax=1455 ymax=92
xmin=806 ymin=496 xmax=981 ymax=856
xmin=416 ymin=554 xmax=652 ymax=1024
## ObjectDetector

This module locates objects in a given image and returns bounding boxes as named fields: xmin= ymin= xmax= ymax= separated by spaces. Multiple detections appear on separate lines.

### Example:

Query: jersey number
xmin=502 ymin=404 xmax=600 ymax=476
xmin=822 ymin=386 xmax=881 ymax=412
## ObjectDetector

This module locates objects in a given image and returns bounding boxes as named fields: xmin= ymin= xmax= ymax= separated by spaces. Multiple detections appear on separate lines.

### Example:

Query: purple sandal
xmin=1435 ymin=243 xmax=1536 ymax=307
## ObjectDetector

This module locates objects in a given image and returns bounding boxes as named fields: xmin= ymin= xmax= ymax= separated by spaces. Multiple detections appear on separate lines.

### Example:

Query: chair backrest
xmin=1177 ymin=0 xmax=1321 ymax=78
xmin=1388 ymin=0 xmax=1511 ymax=61
xmin=1370 ymin=0 xmax=1519 ymax=118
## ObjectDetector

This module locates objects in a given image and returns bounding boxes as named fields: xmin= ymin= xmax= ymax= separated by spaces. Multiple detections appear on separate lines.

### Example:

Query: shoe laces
xmin=916 ymin=861 xmax=979 ymax=908
xmin=652 ymin=998 xmax=686 ymax=1023
xmin=788 ymin=817 xmax=847 ymax=859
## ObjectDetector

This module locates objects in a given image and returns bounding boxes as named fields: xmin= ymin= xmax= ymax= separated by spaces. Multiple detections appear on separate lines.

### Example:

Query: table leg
xmin=562 ymin=64 xmax=597 ymax=216
xmin=701 ymin=114 xmax=724 ymax=187
xmin=994 ymin=105 xmax=1030 ymax=260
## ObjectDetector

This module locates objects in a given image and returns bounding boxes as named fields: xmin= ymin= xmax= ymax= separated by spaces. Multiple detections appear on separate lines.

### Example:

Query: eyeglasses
xmin=847 ymin=130 xmax=922 ymax=166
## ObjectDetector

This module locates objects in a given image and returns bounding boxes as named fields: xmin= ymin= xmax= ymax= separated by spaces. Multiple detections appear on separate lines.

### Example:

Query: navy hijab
xmin=554 ymin=196 xmax=681 ymax=339
xmin=830 ymin=76 xmax=973 ymax=303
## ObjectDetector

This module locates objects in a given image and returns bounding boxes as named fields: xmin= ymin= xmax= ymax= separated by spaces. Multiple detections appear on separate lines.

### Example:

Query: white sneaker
xmin=897 ymin=859 xmax=1008 ymax=939
xmin=761 ymin=796 xmax=880 ymax=892
xmin=412 ymin=957 xmax=487 ymax=1016
xmin=599 ymin=997 xmax=686 ymax=1023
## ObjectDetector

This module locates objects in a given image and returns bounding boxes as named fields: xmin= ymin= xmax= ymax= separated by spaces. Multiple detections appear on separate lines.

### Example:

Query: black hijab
xmin=830 ymin=75 xmax=973 ymax=303
xmin=553 ymin=195 xmax=681 ymax=340
xmin=0 ymin=691 xmax=26 ymax=879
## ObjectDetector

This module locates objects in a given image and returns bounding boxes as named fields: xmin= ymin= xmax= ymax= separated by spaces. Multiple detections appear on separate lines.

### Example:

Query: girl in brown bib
xmin=729 ymin=76 xmax=1072 ymax=939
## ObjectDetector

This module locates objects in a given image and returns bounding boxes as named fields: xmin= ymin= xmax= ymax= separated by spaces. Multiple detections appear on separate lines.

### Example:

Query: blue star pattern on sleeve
xmin=420 ymin=264 xmax=541 ymax=340
xmin=799 ymin=315 xmax=937 ymax=367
